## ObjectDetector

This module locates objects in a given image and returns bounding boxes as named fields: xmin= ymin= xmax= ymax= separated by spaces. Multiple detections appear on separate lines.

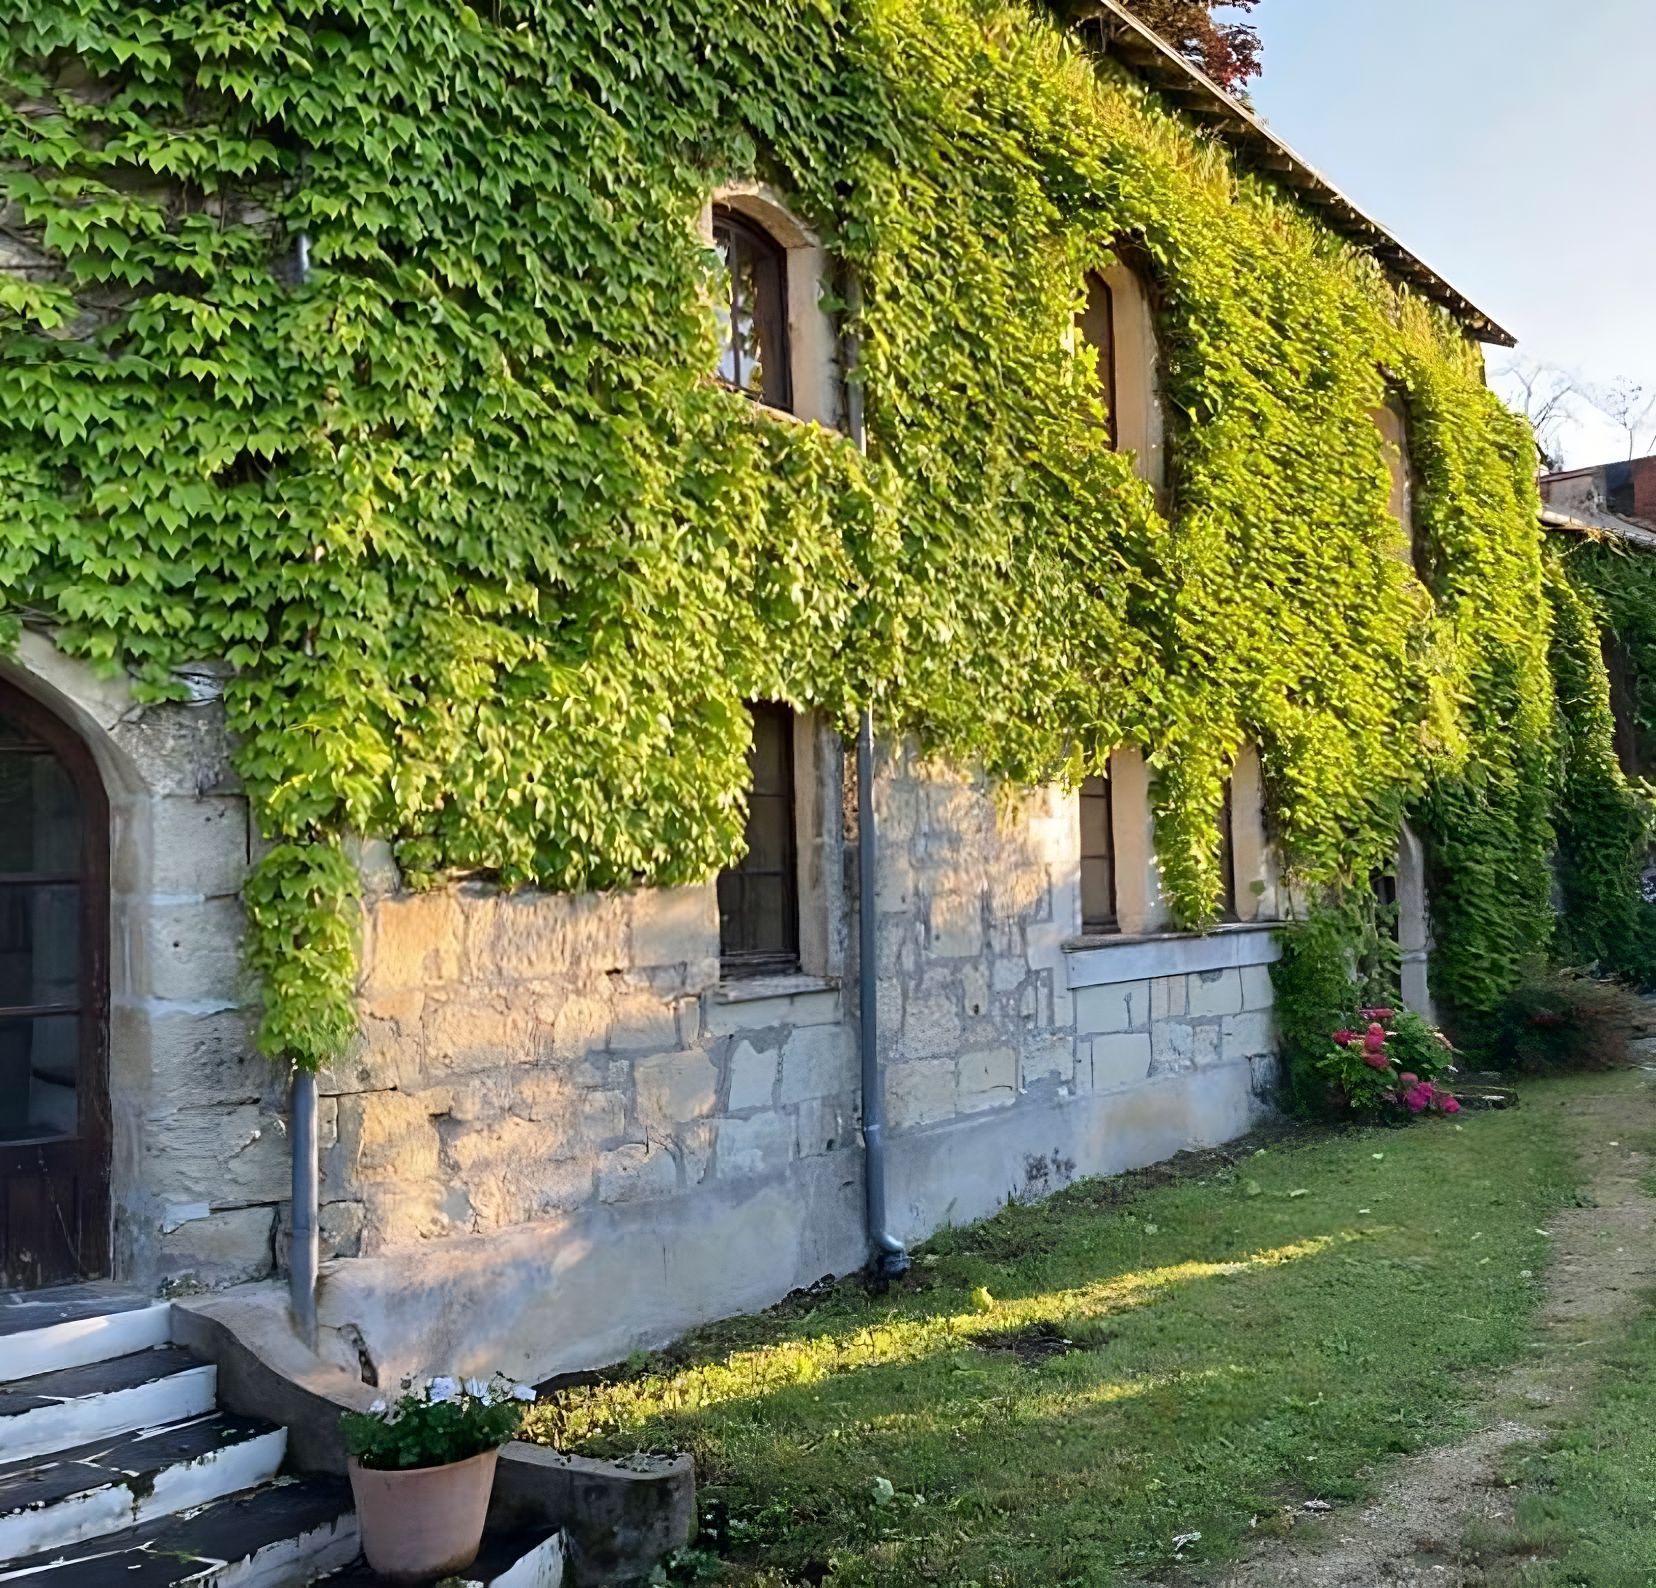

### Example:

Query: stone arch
xmin=0 ymin=631 xmax=268 ymax=1292
xmin=1395 ymin=821 xmax=1435 ymax=1021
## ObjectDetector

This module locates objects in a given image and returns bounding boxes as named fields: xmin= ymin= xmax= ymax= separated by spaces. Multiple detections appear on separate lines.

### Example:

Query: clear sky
xmin=1246 ymin=0 xmax=1654 ymax=467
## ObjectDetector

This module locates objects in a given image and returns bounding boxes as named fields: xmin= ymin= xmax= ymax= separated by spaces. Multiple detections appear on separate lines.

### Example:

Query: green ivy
xmin=1545 ymin=538 xmax=1656 ymax=983
xmin=1 ymin=0 xmax=1560 ymax=1067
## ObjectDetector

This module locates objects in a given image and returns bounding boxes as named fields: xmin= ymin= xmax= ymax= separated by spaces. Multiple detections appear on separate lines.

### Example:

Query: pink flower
xmin=1364 ymin=1023 xmax=1386 ymax=1053
xmin=1404 ymin=1085 xmax=1430 ymax=1113
xmin=1442 ymin=1096 xmax=1461 ymax=1115
xmin=1332 ymin=1029 xmax=1355 ymax=1046
xmin=1363 ymin=1052 xmax=1390 ymax=1071
xmin=1398 ymin=1072 xmax=1419 ymax=1088
xmin=1362 ymin=1007 xmax=1396 ymax=1023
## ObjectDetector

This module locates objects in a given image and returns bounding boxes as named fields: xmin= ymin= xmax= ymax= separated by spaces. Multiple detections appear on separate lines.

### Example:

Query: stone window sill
xmin=1063 ymin=920 xmax=1282 ymax=987
xmin=714 ymin=972 xmax=840 ymax=1005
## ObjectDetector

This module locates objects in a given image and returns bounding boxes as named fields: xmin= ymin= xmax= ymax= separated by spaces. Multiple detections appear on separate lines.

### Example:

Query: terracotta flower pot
xmin=347 ymin=1447 xmax=500 ymax=1584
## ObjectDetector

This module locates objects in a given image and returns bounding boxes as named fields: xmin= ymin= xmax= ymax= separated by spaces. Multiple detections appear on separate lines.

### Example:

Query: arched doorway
xmin=0 ymin=678 xmax=109 ymax=1289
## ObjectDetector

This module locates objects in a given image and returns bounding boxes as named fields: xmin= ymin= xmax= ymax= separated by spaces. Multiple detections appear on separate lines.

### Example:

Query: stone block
xmin=714 ymin=1110 xmax=795 ymax=1177
xmin=874 ymin=849 xmax=915 ymax=913
xmin=1150 ymin=1019 xmax=1195 ymax=1074
xmin=144 ymin=897 xmax=245 ymax=1005
xmin=1222 ymin=1009 xmax=1277 ymax=1059
xmin=364 ymin=891 xmax=464 ymax=991
xmin=1240 ymin=963 xmax=1275 ymax=1011
xmin=597 ymin=1143 xmax=680 ymax=1204
xmin=1150 ymin=974 xmax=1187 ymax=1021
xmin=887 ymin=1059 xmax=956 ymax=1128
xmin=119 ymin=1004 xmax=262 ymax=1110
xmin=1090 ymin=1031 xmax=1152 ymax=1091
xmin=1021 ymin=1033 xmax=1074 ymax=1086
xmin=706 ymin=987 xmax=841 ymax=1034
xmin=159 ymin=1205 xmax=276 ymax=1289
xmin=1073 ymin=979 xmax=1150 ymax=1036
xmin=144 ymin=1102 xmax=290 ymax=1204
xmin=334 ymin=1089 xmax=442 ymax=1184
xmin=991 ymin=958 xmax=1027 ymax=995
xmin=960 ymin=963 xmax=991 ymax=1020
xmin=320 ymin=1200 xmax=366 ymax=1260
xmin=608 ymin=994 xmax=680 ymax=1053
xmin=725 ymin=1039 xmax=779 ymax=1112
xmin=780 ymin=1025 xmax=856 ymax=1105
xmin=957 ymin=1046 xmax=1017 ymax=1112
xmin=898 ymin=987 xmax=962 ymax=1059
xmin=581 ymin=1088 xmax=628 ymax=1140
xmin=632 ymin=884 xmax=719 ymax=968
xmin=1192 ymin=1022 xmax=1223 ymax=1066
xmin=634 ymin=1051 xmax=718 ymax=1132
xmin=445 ymin=1118 xmax=595 ymax=1228
xmin=795 ymin=1095 xmax=853 ymax=1158
xmin=544 ymin=994 xmax=610 ymax=1060
xmin=874 ymin=777 xmax=921 ymax=842
xmin=468 ymin=889 xmax=630 ymax=984
xmin=1187 ymin=968 xmax=1243 ymax=1018
xmin=146 ymin=795 xmax=249 ymax=899
xmin=109 ymin=699 xmax=239 ymax=798
xmin=423 ymin=998 xmax=534 ymax=1078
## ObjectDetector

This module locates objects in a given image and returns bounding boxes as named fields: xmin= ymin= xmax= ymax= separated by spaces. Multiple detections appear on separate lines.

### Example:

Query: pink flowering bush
xmin=1315 ymin=1005 xmax=1460 ymax=1120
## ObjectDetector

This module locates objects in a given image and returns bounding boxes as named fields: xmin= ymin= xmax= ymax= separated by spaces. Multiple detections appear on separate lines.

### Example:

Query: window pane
xmin=0 ymin=749 xmax=81 ymax=874
xmin=1079 ymin=774 xmax=1116 ymax=929
xmin=1079 ymin=274 xmax=1118 ymax=447
xmin=0 ymin=883 xmax=80 ymax=1008
xmin=0 ymin=1013 xmax=79 ymax=1141
xmin=1218 ymin=781 xmax=1238 ymax=920
xmin=719 ymin=704 xmax=800 ymax=971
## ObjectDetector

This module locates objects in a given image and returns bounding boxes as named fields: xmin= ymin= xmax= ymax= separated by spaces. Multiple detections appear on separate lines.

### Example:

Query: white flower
xmin=368 ymin=1398 xmax=388 ymax=1415
xmin=427 ymin=1375 xmax=460 ymax=1403
xmin=511 ymin=1383 xmax=537 ymax=1403
xmin=464 ymin=1377 xmax=489 ymax=1399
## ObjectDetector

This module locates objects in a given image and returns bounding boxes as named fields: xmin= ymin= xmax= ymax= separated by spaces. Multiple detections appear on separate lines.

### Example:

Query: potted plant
xmin=340 ymin=1373 xmax=536 ymax=1583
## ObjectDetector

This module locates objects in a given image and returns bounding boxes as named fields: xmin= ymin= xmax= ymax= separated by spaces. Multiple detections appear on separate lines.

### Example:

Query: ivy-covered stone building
xmin=1 ymin=0 xmax=1642 ymax=1387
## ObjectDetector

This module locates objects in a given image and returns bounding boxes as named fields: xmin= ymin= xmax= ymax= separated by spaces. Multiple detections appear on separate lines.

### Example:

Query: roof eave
xmin=1063 ymin=0 xmax=1517 ymax=348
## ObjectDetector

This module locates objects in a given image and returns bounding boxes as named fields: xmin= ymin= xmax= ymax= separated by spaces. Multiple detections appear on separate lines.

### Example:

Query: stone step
xmin=0 ymin=1287 xmax=170 ymax=1381
xmin=0 ymin=1473 xmax=358 ymax=1585
xmin=0 ymin=1411 xmax=286 ymax=1561
xmin=321 ymin=1527 xmax=566 ymax=1587
xmin=0 ymin=1346 xmax=216 ymax=1467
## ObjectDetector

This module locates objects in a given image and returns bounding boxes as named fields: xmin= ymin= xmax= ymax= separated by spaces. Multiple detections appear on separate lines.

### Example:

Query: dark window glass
xmin=1217 ymin=780 xmax=1239 ymax=922
xmin=712 ymin=208 xmax=792 ymax=412
xmin=718 ymin=703 xmax=800 ymax=976
xmin=1078 ymin=273 xmax=1119 ymax=448
xmin=0 ymin=1013 xmax=79 ymax=1141
xmin=1603 ymin=631 xmax=1643 ymax=777
xmin=1079 ymin=773 xmax=1117 ymax=933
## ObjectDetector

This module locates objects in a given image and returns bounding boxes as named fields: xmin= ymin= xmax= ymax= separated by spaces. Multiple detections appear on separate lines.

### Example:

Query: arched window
xmin=712 ymin=206 xmax=792 ymax=413
xmin=1374 ymin=389 xmax=1428 ymax=582
xmin=1079 ymin=256 xmax=1166 ymax=498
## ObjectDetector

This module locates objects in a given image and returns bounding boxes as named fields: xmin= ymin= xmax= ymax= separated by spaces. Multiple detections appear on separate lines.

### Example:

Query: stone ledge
xmin=1063 ymin=922 xmax=1282 ymax=987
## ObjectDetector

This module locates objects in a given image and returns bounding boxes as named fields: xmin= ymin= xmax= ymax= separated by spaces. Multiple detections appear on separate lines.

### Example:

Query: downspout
xmin=844 ymin=270 xmax=910 ymax=1280
xmin=288 ymin=227 xmax=321 ymax=1350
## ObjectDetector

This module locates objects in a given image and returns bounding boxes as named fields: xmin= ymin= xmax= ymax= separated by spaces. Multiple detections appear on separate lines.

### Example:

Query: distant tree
xmin=1496 ymin=357 xmax=1578 ymax=473
xmin=1585 ymin=378 xmax=1656 ymax=463
xmin=1121 ymin=0 xmax=1263 ymax=91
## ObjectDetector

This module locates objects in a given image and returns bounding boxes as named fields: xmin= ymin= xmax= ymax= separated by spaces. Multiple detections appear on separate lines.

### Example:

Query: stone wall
xmin=308 ymin=737 xmax=1279 ymax=1385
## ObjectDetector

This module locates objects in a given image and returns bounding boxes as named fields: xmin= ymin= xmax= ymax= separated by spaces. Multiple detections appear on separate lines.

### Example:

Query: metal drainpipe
xmin=288 ymin=227 xmax=321 ymax=1350
xmin=844 ymin=270 xmax=909 ymax=1280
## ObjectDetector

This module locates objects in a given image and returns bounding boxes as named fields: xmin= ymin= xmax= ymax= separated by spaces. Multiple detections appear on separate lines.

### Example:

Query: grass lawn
xmin=527 ymin=1082 xmax=1594 ymax=1587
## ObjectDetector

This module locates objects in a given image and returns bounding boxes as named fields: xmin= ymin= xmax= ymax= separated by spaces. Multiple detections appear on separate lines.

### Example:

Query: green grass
xmin=1474 ymin=1301 xmax=1656 ymax=1586
xmin=527 ymin=1083 xmax=1596 ymax=1587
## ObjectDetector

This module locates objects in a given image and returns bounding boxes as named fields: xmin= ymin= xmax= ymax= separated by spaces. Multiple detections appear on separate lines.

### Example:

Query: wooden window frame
xmin=712 ymin=206 xmax=793 ymax=413
xmin=1079 ymin=272 xmax=1119 ymax=450
xmin=1078 ymin=772 xmax=1119 ymax=934
xmin=718 ymin=702 xmax=802 ymax=978
xmin=1217 ymin=779 xmax=1239 ymax=923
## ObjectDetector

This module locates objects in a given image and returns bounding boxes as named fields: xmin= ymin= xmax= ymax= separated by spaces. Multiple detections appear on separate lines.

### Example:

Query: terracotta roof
xmin=1064 ymin=0 xmax=1517 ymax=347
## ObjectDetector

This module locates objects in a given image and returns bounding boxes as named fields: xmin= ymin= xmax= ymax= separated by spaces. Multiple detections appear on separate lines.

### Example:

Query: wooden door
xmin=0 ymin=680 xmax=109 ymax=1289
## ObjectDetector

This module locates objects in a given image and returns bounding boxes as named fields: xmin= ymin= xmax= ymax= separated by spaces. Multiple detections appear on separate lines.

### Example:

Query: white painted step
xmin=0 ymin=1475 xmax=358 ymax=1584
xmin=2 ymin=1299 xmax=171 ymax=1382
xmin=321 ymin=1525 xmax=566 ymax=1586
xmin=0 ymin=1411 xmax=287 ymax=1560
xmin=0 ymin=1347 xmax=215 ymax=1467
